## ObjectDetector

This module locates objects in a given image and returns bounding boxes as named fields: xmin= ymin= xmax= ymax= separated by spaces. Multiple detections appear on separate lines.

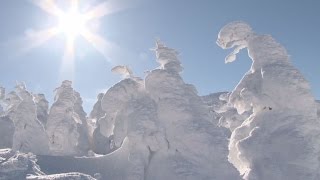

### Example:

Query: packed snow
xmin=0 ymin=21 xmax=319 ymax=180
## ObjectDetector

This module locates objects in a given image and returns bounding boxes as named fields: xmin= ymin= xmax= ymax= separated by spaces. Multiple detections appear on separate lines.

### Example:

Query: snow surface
xmin=0 ymin=148 xmax=96 ymax=180
xmin=27 ymin=172 xmax=96 ymax=180
xmin=217 ymin=21 xmax=320 ymax=180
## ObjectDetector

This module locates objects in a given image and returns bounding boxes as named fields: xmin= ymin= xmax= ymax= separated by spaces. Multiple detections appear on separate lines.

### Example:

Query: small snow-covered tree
xmin=99 ymin=66 xmax=166 ymax=180
xmin=10 ymin=82 xmax=49 ymax=155
xmin=46 ymin=80 xmax=90 ymax=156
xmin=144 ymin=40 xmax=240 ymax=180
xmin=217 ymin=21 xmax=320 ymax=180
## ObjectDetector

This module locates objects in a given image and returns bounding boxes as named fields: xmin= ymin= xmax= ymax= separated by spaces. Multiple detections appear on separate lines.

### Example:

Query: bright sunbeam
xmin=20 ymin=0 xmax=135 ymax=79
xmin=56 ymin=0 xmax=87 ymax=39
xmin=57 ymin=10 xmax=86 ymax=38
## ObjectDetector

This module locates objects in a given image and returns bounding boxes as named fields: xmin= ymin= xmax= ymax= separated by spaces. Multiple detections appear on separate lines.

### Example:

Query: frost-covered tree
xmin=217 ymin=21 xmax=320 ymax=180
xmin=46 ymin=80 xmax=90 ymax=156
xmin=10 ymin=82 xmax=49 ymax=155
xmin=144 ymin=40 xmax=240 ymax=180
xmin=100 ymin=66 xmax=166 ymax=180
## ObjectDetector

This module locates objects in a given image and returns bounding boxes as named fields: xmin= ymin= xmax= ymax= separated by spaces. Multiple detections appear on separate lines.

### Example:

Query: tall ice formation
xmin=10 ymin=83 xmax=49 ymax=155
xmin=144 ymin=40 xmax=240 ymax=180
xmin=217 ymin=21 xmax=320 ymax=180
xmin=46 ymin=80 xmax=90 ymax=156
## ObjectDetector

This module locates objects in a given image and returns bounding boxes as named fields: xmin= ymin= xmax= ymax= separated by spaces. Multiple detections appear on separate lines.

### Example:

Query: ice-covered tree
xmin=46 ymin=80 xmax=90 ymax=156
xmin=10 ymin=82 xmax=49 ymax=155
xmin=144 ymin=40 xmax=240 ymax=180
xmin=217 ymin=21 xmax=320 ymax=180
xmin=99 ymin=66 xmax=166 ymax=180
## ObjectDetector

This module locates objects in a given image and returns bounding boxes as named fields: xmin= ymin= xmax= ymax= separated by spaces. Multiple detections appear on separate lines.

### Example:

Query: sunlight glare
xmin=58 ymin=10 xmax=86 ymax=38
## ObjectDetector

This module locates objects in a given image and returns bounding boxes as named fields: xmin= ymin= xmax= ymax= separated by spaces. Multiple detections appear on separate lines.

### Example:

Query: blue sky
xmin=0 ymin=0 xmax=319 ymax=112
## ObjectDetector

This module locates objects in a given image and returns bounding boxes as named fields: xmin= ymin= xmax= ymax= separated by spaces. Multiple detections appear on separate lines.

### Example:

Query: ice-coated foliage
xmin=217 ymin=21 xmax=320 ymax=180
xmin=46 ymin=80 xmax=90 ymax=156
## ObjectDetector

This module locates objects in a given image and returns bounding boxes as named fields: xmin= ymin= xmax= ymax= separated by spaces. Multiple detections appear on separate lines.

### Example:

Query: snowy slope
xmin=0 ymin=148 xmax=96 ymax=180
xmin=37 ymin=138 xmax=131 ymax=180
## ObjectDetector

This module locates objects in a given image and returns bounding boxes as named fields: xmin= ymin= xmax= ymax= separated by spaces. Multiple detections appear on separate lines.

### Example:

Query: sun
xmin=22 ymin=0 xmax=126 ymax=79
xmin=57 ymin=9 xmax=87 ymax=39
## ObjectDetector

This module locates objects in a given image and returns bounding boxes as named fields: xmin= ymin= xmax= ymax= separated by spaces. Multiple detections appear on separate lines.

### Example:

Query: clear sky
xmin=0 ymin=0 xmax=319 ymax=112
